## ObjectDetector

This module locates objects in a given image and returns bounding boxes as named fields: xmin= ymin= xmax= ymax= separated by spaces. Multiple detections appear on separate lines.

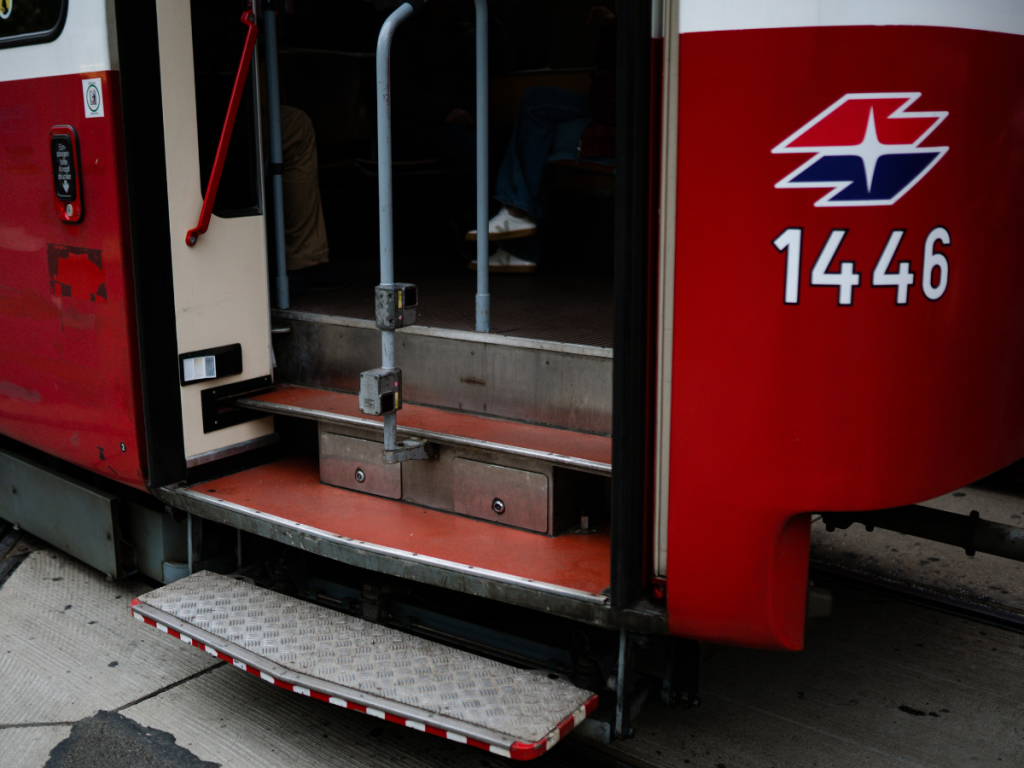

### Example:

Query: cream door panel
xmin=155 ymin=0 xmax=273 ymax=460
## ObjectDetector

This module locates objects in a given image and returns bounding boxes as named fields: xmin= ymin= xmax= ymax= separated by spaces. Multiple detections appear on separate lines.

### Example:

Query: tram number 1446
xmin=772 ymin=227 xmax=951 ymax=306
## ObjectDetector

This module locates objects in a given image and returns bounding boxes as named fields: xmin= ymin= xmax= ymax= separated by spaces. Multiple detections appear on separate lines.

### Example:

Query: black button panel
xmin=51 ymin=134 xmax=76 ymax=202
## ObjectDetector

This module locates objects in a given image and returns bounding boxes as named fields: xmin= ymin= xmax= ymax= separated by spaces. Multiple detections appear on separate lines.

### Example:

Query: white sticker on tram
xmin=679 ymin=0 xmax=1024 ymax=37
xmin=182 ymin=356 xmax=217 ymax=383
xmin=82 ymin=78 xmax=104 ymax=118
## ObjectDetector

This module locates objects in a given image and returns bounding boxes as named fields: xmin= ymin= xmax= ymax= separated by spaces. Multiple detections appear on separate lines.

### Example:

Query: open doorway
xmin=177 ymin=0 xmax=654 ymax=615
xmin=268 ymin=0 xmax=619 ymax=348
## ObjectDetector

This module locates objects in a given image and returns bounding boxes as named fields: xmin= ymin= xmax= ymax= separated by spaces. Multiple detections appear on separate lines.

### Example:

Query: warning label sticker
xmin=50 ymin=135 xmax=76 ymax=202
xmin=82 ymin=78 xmax=104 ymax=118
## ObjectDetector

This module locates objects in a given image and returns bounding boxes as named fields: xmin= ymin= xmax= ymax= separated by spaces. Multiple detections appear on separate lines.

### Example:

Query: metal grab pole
xmin=376 ymin=2 xmax=418 ymax=450
xmin=473 ymin=0 xmax=489 ymax=333
xmin=186 ymin=11 xmax=258 ymax=247
xmin=264 ymin=7 xmax=289 ymax=309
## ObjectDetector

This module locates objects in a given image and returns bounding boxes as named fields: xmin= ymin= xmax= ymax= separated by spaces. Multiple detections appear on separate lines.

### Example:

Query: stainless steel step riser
xmin=320 ymin=424 xmax=600 ymax=535
xmin=273 ymin=318 xmax=612 ymax=434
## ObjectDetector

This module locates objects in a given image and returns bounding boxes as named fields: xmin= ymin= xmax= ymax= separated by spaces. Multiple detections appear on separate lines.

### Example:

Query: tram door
xmin=153 ymin=0 xmax=275 ymax=468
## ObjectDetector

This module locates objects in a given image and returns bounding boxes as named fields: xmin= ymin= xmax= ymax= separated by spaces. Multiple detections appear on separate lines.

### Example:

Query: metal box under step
xmin=320 ymin=427 xmax=570 ymax=534
xmin=233 ymin=385 xmax=612 ymax=536
xmin=131 ymin=571 xmax=597 ymax=760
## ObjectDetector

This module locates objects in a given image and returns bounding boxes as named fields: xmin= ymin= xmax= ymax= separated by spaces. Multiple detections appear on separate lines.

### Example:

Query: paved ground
xmin=1 ymin=512 xmax=1022 ymax=767
xmin=811 ymin=485 xmax=1024 ymax=621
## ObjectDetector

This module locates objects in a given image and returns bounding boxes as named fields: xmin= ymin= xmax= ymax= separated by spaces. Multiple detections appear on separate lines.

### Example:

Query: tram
xmin=2 ymin=0 xmax=1024 ymax=757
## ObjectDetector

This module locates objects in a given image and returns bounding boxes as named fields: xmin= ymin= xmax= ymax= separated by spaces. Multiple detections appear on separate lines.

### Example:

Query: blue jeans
xmin=494 ymin=87 xmax=592 ymax=222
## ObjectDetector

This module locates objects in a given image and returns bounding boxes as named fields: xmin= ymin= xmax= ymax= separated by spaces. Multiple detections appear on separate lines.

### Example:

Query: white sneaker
xmin=465 ymin=207 xmax=537 ymax=241
xmin=468 ymin=248 xmax=537 ymax=273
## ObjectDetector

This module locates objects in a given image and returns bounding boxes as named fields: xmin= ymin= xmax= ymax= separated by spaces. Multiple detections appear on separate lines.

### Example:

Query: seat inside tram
xmin=195 ymin=0 xmax=619 ymax=349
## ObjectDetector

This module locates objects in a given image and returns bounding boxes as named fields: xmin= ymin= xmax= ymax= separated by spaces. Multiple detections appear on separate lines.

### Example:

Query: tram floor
xmin=288 ymin=258 xmax=615 ymax=349
xmin=1 ymin=516 xmax=1022 ymax=767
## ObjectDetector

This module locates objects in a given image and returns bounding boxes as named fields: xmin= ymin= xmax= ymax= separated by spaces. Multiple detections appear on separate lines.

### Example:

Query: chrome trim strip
xmin=234 ymin=398 xmax=613 ymax=475
xmin=272 ymin=309 xmax=614 ymax=359
xmin=653 ymin=0 xmax=681 ymax=579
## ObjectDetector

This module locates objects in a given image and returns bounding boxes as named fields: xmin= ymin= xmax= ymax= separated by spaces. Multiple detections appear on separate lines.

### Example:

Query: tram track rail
xmin=811 ymin=562 xmax=1024 ymax=634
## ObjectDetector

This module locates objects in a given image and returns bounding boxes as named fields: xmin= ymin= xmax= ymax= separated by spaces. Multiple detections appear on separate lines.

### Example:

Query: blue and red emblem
xmin=773 ymin=93 xmax=948 ymax=207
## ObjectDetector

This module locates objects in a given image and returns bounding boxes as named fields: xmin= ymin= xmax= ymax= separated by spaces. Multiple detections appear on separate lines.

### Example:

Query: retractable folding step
xmin=131 ymin=571 xmax=597 ymax=760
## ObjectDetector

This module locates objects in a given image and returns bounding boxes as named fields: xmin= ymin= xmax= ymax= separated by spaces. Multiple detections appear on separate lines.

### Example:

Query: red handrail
xmin=186 ymin=11 xmax=259 ymax=247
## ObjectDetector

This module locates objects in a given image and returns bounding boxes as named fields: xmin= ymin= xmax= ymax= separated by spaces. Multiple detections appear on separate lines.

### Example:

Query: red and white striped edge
xmin=131 ymin=598 xmax=598 ymax=761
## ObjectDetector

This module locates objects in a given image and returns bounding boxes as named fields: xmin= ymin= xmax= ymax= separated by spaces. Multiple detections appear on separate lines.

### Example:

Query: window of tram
xmin=0 ymin=0 xmax=66 ymax=47
xmin=191 ymin=0 xmax=263 ymax=217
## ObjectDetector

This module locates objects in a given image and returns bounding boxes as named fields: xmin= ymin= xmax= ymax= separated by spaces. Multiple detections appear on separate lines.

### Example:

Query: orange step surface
xmin=244 ymin=385 xmax=612 ymax=470
xmin=190 ymin=455 xmax=611 ymax=596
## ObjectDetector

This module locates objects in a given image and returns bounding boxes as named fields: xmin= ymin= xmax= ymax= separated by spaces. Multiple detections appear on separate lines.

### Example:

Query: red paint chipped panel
xmin=47 ymin=244 xmax=107 ymax=302
xmin=0 ymin=71 xmax=146 ymax=490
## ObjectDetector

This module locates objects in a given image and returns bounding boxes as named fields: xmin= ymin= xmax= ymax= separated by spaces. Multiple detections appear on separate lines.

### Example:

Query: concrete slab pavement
xmin=812 ymin=485 xmax=1024 ymax=619
xmin=0 ymin=550 xmax=218 ymax=728
xmin=0 ymin=727 xmax=71 ymax=768
xmin=1 ymin=533 xmax=1023 ymax=767
xmin=614 ymin=584 xmax=1024 ymax=768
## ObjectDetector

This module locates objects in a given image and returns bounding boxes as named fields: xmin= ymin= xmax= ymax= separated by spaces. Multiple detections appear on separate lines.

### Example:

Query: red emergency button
xmin=50 ymin=125 xmax=83 ymax=223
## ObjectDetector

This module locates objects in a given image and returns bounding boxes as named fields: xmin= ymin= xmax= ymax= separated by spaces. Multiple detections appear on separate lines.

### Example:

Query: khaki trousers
xmin=280 ymin=106 xmax=330 ymax=271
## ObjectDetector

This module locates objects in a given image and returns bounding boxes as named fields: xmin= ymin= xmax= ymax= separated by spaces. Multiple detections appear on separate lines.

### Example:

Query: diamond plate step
xmin=130 ymin=572 xmax=597 ymax=760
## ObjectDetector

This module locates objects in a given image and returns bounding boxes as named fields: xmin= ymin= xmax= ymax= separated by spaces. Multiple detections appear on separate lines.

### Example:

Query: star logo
xmin=773 ymin=93 xmax=948 ymax=207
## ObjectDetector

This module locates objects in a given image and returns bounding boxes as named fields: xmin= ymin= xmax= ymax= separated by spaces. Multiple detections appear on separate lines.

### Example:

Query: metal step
xmin=131 ymin=572 xmax=597 ymax=760
xmin=271 ymin=312 xmax=613 ymax=433
xmin=235 ymin=385 xmax=611 ymax=535
xmin=236 ymin=385 xmax=611 ymax=475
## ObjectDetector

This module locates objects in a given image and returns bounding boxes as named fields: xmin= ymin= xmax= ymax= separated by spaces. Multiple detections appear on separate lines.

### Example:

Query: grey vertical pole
xmin=264 ymin=7 xmax=289 ymax=309
xmin=187 ymin=513 xmax=193 ymax=576
xmin=473 ymin=0 xmax=489 ymax=333
xmin=376 ymin=2 xmax=417 ymax=450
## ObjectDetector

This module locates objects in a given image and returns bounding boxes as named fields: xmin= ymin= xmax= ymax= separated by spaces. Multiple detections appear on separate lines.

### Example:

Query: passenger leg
xmin=466 ymin=88 xmax=591 ymax=271
xmin=279 ymin=106 xmax=334 ymax=292
xmin=494 ymin=86 xmax=591 ymax=222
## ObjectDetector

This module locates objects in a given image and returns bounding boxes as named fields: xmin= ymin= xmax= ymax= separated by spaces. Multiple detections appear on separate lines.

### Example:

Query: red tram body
xmin=2 ymin=0 xmax=1024 ymax=753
